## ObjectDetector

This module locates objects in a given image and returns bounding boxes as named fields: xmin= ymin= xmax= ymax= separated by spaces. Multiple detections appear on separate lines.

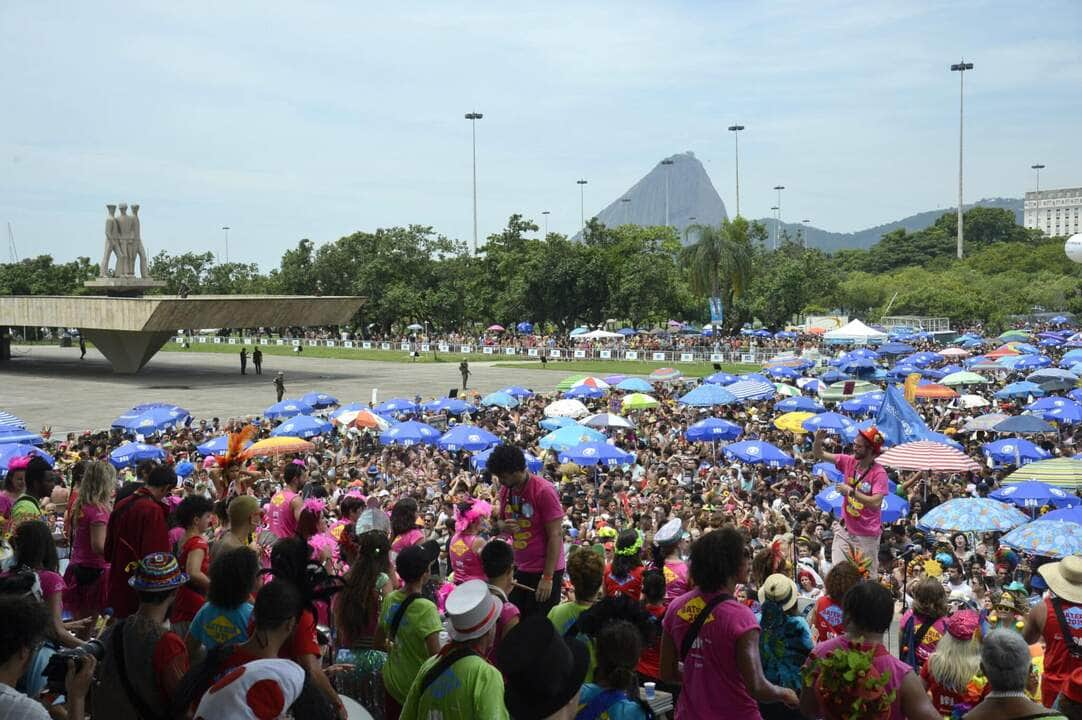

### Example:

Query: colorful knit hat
xmin=945 ymin=610 xmax=979 ymax=641
xmin=128 ymin=552 xmax=189 ymax=592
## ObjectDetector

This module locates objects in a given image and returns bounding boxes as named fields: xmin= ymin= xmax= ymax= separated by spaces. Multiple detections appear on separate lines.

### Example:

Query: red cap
xmin=857 ymin=426 xmax=885 ymax=455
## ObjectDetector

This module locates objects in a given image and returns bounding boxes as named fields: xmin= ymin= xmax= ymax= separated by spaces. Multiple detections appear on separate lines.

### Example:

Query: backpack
xmin=899 ymin=614 xmax=935 ymax=671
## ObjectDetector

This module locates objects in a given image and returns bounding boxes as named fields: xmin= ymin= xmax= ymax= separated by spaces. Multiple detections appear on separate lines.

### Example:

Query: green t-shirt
xmin=380 ymin=589 xmax=443 ymax=703
xmin=400 ymin=652 xmax=508 ymax=720
xmin=547 ymin=601 xmax=597 ymax=682
xmin=9 ymin=497 xmax=42 ymax=533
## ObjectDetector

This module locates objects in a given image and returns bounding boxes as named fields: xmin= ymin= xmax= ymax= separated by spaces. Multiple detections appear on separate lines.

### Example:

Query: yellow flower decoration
xmin=923 ymin=559 xmax=943 ymax=578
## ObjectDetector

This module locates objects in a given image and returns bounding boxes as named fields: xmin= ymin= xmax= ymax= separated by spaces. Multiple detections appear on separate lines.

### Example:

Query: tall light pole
xmin=802 ymin=219 xmax=810 ymax=248
xmin=685 ymin=216 xmax=697 ymax=245
xmin=661 ymin=158 xmax=675 ymax=227
xmin=577 ymin=179 xmax=588 ymax=236
xmin=621 ymin=197 xmax=631 ymax=225
xmin=773 ymin=185 xmax=785 ymax=248
xmin=464 ymin=111 xmax=483 ymax=254
xmin=221 ymin=226 xmax=230 ymax=263
xmin=770 ymin=206 xmax=779 ymax=249
xmin=950 ymin=60 xmax=973 ymax=259
xmin=541 ymin=210 xmax=550 ymax=238
xmin=727 ymin=125 xmax=745 ymax=217
xmin=1031 ymin=163 xmax=1045 ymax=231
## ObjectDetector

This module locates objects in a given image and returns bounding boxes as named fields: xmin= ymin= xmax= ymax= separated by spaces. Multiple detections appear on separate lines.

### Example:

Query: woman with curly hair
xmin=812 ymin=561 xmax=861 ymax=642
xmin=333 ymin=530 xmax=394 ymax=718
xmin=899 ymin=577 xmax=949 ymax=671
xmin=605 ymin=529 xmax=646 ymax=600
xmin=448 ymin=498 xmax=490 ymax=585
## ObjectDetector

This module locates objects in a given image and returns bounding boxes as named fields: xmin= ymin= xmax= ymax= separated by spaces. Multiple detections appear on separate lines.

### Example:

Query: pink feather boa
xmin=454 ymin=498 xmax=492 ymax=534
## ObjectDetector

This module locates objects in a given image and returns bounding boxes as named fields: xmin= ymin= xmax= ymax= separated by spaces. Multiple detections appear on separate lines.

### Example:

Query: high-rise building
xmin=1024 ymin=187 xmax=1082 ymax=237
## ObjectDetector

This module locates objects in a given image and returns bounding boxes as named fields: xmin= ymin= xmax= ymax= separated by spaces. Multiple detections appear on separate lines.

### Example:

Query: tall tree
xmin=679 ymin=217 xmax=760 ymax=330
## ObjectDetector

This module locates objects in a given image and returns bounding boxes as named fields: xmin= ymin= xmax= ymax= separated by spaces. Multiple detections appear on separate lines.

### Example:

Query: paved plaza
xmin=2 ymin=345 xmax=562 ymax=433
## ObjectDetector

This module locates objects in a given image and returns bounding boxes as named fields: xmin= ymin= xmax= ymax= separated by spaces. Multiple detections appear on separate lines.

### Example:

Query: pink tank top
xmin=269 ymin=489 xmax=298 ymax=539
xmin=449 ymin=533 xmax=485 ymax=584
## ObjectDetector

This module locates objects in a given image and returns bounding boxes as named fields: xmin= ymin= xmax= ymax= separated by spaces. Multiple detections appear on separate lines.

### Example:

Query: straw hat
xmin=1039 ymin=555 xmax=1082 ymax=604
xmin=445 ymin=579 xmax=502 ymax=642
xmin=758 ymin=573 xmax=798 ymax=611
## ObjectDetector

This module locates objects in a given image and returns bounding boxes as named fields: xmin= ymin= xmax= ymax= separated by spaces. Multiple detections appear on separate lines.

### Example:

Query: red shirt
xmin=812 ymin=595 xmax=845 ymax=641
xmin=636 ymin=603 xmax=665 ymax=679
xmin=279 ymin=608 xmax=321 ymax=660
xmin=172 ymin=535 xmax=210 ymax=622
xmin=104 ymin=488 xmax=170 ymax=618
xmin=1042 ymin=596 xmax=1082 ymax=702
xmin=603 ymin=564 xmax=644 ymax=601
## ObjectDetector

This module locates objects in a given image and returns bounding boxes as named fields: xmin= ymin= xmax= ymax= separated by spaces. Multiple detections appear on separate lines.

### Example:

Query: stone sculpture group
xmin=100 ymin=203 xmax=149 ymax=278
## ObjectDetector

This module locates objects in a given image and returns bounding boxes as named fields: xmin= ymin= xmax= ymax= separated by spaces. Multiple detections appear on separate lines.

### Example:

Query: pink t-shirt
xmin=498 ymin=474 xmax=566 ymax=573
xmin=70 ymin=504 xmax=110 ymax=568
xmin=449 ymin=532 xmax=485 ymax=584
xmin=391 ymin=528 xmax=424 ymax=555
xmin=898 ymin=610 xmax=948 ymax=667
xmin=806 ymin=636 xmax=911 ymax=720
xmin=834 ymin=454 xmax=889 ymax=537
xmin=488 ymin=597 xmax=520 ymax=664
xmin=662 ymin=559 xmax=690 ymax=603
xmin=268 ymin=489 xmax=299 ymax=539
xmin=38 ymin=569 xmax=65 ymax=599
xmin=662 ymin=589 xmax=760 ymax=720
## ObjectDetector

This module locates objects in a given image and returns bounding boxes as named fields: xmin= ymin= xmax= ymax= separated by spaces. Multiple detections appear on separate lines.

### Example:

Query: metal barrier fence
xmin=172 ymin=336 xmax=774 ymax=365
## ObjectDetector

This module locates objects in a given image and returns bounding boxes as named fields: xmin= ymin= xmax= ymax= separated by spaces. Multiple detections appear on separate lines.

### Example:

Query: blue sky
xmin=2 ymin=1 xmax=1080 ymax=267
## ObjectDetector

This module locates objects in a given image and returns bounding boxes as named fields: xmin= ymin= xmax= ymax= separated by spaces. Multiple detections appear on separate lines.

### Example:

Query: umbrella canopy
xmin=1027 ymin=368 xmax=1080 ymax=383
xmin=993 ymin=415 xmax=1056 ymax=434
xmin=1028 ymin=396 xmax=1074 ymax=412
xmin=621 ymin=393 xmax=659 ymax=411
xmin=941 ymin=371 xmax=990 ymax=386
xmin=1041 ymin=506 xmax=1082 ymax=523
xmin=264 ymin=399 xmax=315 ymax=419
xmin=558 ymin=442 xmax=634 ymax=467
xmin=705 ymin=372 xmax=738 ymax=386
xmin=480 ymin=392 xmax=519 ymax=409
xmin=498 ymin=386 xmax=535 ymax=398
xmin=990 ymin=480 xmax=1075 ymax=509
xmin=335 ymin=409 xmax=391 ymax=430
xmin=774 ymin=383 xmax=802 ymax=398
xmin=776 ymin=397 xmax=825 ymax=413
xmin=918 ymin=497 xmax=1028 ymax=532
xmin=197 ymin=435 xmax=253 ymax=456
xmin=539 ymin=416 xmax=578 ymax=431
xmin=725 ymin=379 xmax=777 ymax=402
xmin=0 ymin=411 xmax=26 ymax=429
xmin=812 ymin=462 xmax=843 ymax=482
xmin=0 ymin=444 xmax=54 ymax=472
xmin=109 ymin=442 xmax=166 ymax=469
xmin=563 ymin=385 xmax=605 ymax=400
xmin=580 ymin=413 xmax=635 ymax=429
xmin=879 ymin=342 xmax=915 ymax=355
xmin=112 ymin=405 xmax=190 ymax=433
xmin=686 ymin=418 xmax=743 ymax=442
xmin=471 ymin=447 xmax=543 ymax=474
xmin=516 ymin=321 xmax=534 ymax=333
xmin=405 ymin=323 xmax=424 ymax=330
xmin=995 ymin=381 xmax=1045 ymax=399
xmin=801 ymin=412 xmax=856 ymax=434
xmin=556 ymin=374 xmax=590 ymax=391
xmin=1013 ymin=355 xmax=1054 ymax=372
xmin=816 ymin=486 xmax=908 ymax=523
xmin=1045 ymin=404 xmax=1082 ymax=425
xmin=379 ymin=420 xmax=440 ymax=446
xmin=913 ymin=384 xmax=959 ymax=400
xmin=437 ymin=425 xmax=501 ymax=452
xmin=999 ymin=330 xmax=1031 ymax=342
xmin=956 ymin=394 xmax=990 ymax=409
xmin=604 ymin=375 xmax=627 ymax=387
xmin=571 ymin=376 xmax=610 ymax=389
xmin=649 ymin=367 xmax=683 ymax=382
xmin=878 ymin=441 xmax=982 ymax=472
xmin=242 ymin=436 xmax=315 ymax=458
xmin=544 ymin=399 xmax=590 ymax=418
xmin=300 ymin=392 xmax=339 ymax=409
xmin=775 ymin=412 xmax=816 ymax=434
xmin=0 ymin=428 xmax=43 ymax=445
xmin=961 ymin=413 xmax=1010 ymax=432
xmin=421 ymin=397 xmax=477 ymax=415
xmin=270 ymin=414 xmax=332 ymax=439
xmin=615 ymin=378 xmax=654 ymax=393
xmin=574 ymin=329 xmax=623 ymax=340
xmin=1000 ymin=520 xmax=1082 ymax=559
xmin=678 ymin=384 xmax=738 ymax=407
xmin=981 ymin=439 xmax=1052 ymax=467
xmin=487 ymin=324 xmax=505 ymax=332
xmin=819 ymin=381 xmax=878 ymax=402
xmin=1005 ymin=459 xmax=1082 ymax=488
xmin=767 ymin=366 xmax=801 ymax=380
xmin=839 ymin=392 xmax=884 ymax=415
xmin=538 ymin=425 xmax=606 ymax=452
xmin=329 ymin=402 xmax=367 ymax=420
xmin=723 ymin=440 xmax=795 ymax=467
xmin=374 ymin=398 xmax=418 ymax=415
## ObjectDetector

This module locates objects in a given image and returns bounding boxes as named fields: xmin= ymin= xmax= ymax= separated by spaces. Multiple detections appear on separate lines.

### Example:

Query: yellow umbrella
xmin=242 ymin=436 xmax=314 ymax=459
xmin=774 ymin=411 xmax=815 ymax=434
xmin=621 ymin=393 xmax=659 ymax=411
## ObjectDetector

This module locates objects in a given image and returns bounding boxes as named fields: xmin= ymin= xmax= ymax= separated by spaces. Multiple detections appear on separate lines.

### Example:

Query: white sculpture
xmin=99 ymin=203 xmax=149 ymax=278
xmin=100 ymin=204 xmax=121 ymax=277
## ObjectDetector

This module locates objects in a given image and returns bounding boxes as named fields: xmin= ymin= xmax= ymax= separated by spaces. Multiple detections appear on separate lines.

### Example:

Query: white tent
xmin=575 ymin=329 xmax=623 ymax=340
xmin=823 ymin=319 xmax=887 ymax=344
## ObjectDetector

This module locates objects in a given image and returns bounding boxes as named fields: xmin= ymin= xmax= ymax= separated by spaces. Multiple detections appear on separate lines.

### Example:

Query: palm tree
xmin=680 ymin=217 xmax=755 ymax=330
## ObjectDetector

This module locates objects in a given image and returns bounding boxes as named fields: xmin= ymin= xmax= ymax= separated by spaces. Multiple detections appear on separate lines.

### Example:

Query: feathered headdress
xmin=303 ymin=498 xmax=326 ymax=515
xmin=844 ymin=544 xmax=872 ymax=579
xmin=454 ymin=498 xmax=492 ymax=533
xmin=769 ymin=540 xmax=786 ymax=574
xmin=220 ymin=424 xmax=258 ymax=470
xmin=995 ymin=546 xmax=1019 ymax=571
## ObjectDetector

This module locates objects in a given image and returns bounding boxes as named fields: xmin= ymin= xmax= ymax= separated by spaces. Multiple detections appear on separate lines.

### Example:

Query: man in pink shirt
xmin=489 ymin=445 xmax=565 ymax=618
xmin=813 ymin=426 xmax=888 ymax=576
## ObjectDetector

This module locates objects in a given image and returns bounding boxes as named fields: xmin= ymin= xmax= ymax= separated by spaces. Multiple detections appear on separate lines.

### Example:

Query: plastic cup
xmin=644 ymin=682 xmax=656 ymax=700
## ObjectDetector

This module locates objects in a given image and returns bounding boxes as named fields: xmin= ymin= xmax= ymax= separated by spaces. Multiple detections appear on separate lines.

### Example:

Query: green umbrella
xmin=1005 ymin=458 xmax=1082 ymax=488
xmin=999 ymin=330 xmax=1031 ymax=342
xmin=555 ymin=374 xmax=589 ymax=391
xmin=941 ymin=371 xmax=991 ymax=386
xmin=819 ymin=380 xmax=878 ymax=402
xmin=775 ymin=383 xmax=802 ymax=397
xmin=621 ymin=393 xmax=659 ymax=411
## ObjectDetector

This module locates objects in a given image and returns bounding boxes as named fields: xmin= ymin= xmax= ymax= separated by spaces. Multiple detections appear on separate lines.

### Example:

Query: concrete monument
xmin=87 ymin=202 xmax=165 ymax=296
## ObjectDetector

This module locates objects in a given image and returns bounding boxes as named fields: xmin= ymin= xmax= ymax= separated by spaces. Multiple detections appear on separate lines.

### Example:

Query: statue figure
xmin=130 ymin=204 xmax=148 ymax=277
xmin=100 ymin=204 xmax=123 ymax=277
xmin=115 ymin=204 xmax=135 ymax=276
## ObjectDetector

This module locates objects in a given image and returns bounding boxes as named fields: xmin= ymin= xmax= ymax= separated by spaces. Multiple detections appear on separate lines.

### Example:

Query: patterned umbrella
xmin=571 ymin=376 xmax=611 ymax=389
xmin=538 ymin=425 xmax=606 ymax=452
xmin=109 ymin=442 xmax=166 ymax=469
xmin=678 ymin=384 xmax=739 ymax=407
xmin=1000 ymin=520 xmax=1082 ymax=558
xmin=558 ymin=442 xmax=635 ymax=467
xmin=264 ymin=399 xmax=315 ymax=419
xmin=374 ymin=398 xmax=418 ymax=415
xmin=981 ymin=439 xmax=1052 ymax=467
xmin=801 ymin=412 xmax=856 ymax=434
xmin=437 ymin=425 xmax=501 ymax=452
xmin=774 ymin=383 xmax=802 ymax=398
xmin=918 ymin=498 xmax=1028 ymax=532
xmin=300 ymin=392 xmax=339 ymax=409
xmin=0 ymin=444 xmax=54 ymax=472
xmin=0 ymin=411 xmax=26 ymax=429
xmin=270 ymin=414 xmax=332 ymax=439
xmin=776 ymin=396 xmax=825 ymax=413
xmin=725 ymin=379 xmax=777 ymax=402
xmin=544 ymin=399 xmax=590 ymax=418
xmin=1005 ymin=459 xmax=1082 ymax=488
xmin=421 ymin=397 xmax=477 ymax=415
xmin=563 ymin=385 xmax=605 ymax=400
xmin=556 ymin=374 xmax=590 ymax=391
xmin=242 ymin=436 xmax=315 ymax=458
xmin=705 ymin=372 xmax=738 ymax=386
xmin=334 ymin=409 xmax=391 ymax=430
xmin=649 ymin=367 xmax=683 ymax=382
xmin=878 ymin=441 xmax=982 ymax=473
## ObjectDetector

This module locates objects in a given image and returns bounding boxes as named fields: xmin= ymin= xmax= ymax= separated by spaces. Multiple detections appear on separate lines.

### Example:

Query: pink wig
xmin=454 ymin=498 xmax=492 ymax=534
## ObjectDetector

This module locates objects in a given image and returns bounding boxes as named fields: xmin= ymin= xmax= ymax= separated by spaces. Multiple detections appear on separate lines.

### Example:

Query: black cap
xmin=396 ymin=540 xmax=439 ymax=582
xmin=498 ymin=615 xmax=590 ymax=720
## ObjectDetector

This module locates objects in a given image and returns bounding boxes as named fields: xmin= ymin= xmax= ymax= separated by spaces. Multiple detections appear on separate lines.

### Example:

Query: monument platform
xmin=0 ymin=295 xmax=364 ymax=374
xmin=83 ymin=277 xmax=167 ymax=297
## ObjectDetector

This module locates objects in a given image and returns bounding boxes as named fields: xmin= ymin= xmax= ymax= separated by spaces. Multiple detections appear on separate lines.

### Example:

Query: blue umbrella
xmin=564 ymin=386 xmax=604 ymax=400
xmin=686 ymin=418 xmax=743 ymax=442
xmin=890 ymin=364 xmax=921 ymax=378
xmin=471 ymin=448 xmax=543 ymax=473
xmin=801 ymin=379 xmax=822 ymax=394
xmin=1071 ymin=390 xmax=1082 ymax=403
xmin=739 ymin=373 xmax=773 ymax=384
xmin=1041 ymin=506 xmax=1082 ymax=523
xmin=437 ymin=425 xmax=501 ymax=452
xmin=678 ymin=384 xmax=738 ymax=407
xmin=329 ymin=402 xmax=367 ymax=421
xmin=516 ymin=321 xmax=534 ymax=333
xmin=480 ymin=392 xmax=519 ymax=409
xmin=617 ymin=327 xmax=637 ymax=336
xmin=265 ymin=399 xmax=315 ymax=419
xmin=1028 ymin=368 xmax=1080 ymax=383
xmin=820 ymin=369 xmax=855 ymax=384
xmin=981 ymin=439 xmax=1051 ymax=467
xmin=616 ymin=377 xmax=654 ymax=392
xmin=839 ymin=392 xmax=884 ymax=415
xmin=375 ymin=398 xmax=418 ymax=415
xmin=802 ymin=412 xmax=856 ymax=434
xmin=815 ymin=486 xmax=908 ymax=522
xmin=879 ymin=342 xmax=915 ymax=355
xmin=1026 ymin=396 xmax=1073 ymax=412
xmin=767 ymin=366 xmax=801 ymax=380
xmin=812 ymin=462 xmax=843 ymax=482
xmin=300 ymin=392 xmax=339 ymax=409
xmin=0 ymin=427 xmax=44 ymax=445
xmin=723 ymin=440 xmax=794 ymax=467
xmin=704 ymin=372 xmax=738 ymax=386
xmin=500 ymin=386 xmax=535 ymax=398
xmin=775 ymin=397 xmax=825 ymax=413
xmin=540 ymin=416 xmax=578 ymax=431
xmin=995 ymin=382 xmax=1045 ymax=400
xmin=538 ymin=425 xmax=606 ymax=452
xmin=1014 ymin=355 xmax=1053 ymax=371
xmin=990 ymin=480 xmax=1075 ymax=508
xmin=918 ymin=498 xmax=1028 ymax=532
xmin=196 ymin=435 xmax=254 ymax=457
xmin=271 ymin=414 xmax=332 ymax=439
xmin=0 ymin=411 xmax=26 ymax=429
xmin=0 ymin=444 xmax=54 ymax=471
xmin=379 ymin=420 xmax=440 ymax=446
xmin=900 ymin=352 xmax=941 ymax=368
xmin=1000 ymin=520 xmax=1082 ymax=558
xmin=109 ymin=442 xmax=166 ymax=469
xmin=558 ymin=442 xmax=634 ymax=467
xmin=725 ymin=379 xmax=776 ymax=402
xmin=421 ymin=397 xmax=477 ymax=415
xmin=112 ymin=405 xmax=190 ymax=433
xmin=993 ymin=415 xmax=1056 ymax=434
xmin=1046 ymin=404 xmax=1082 ymax=425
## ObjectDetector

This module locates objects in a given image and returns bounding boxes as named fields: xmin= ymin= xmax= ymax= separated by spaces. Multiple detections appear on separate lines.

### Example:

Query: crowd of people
xmin=2 ymin=319 xmax=1082 ymax=719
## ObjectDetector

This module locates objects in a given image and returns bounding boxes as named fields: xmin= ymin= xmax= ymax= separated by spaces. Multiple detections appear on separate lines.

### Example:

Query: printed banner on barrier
xmin=709 ymin=297 xmax=724 ymax=325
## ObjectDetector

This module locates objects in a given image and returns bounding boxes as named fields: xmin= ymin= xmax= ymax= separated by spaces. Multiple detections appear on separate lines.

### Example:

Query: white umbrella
xmin=544 ymin=399 xmax=590 ymax=418
xmin=579 ymin=412 xmax=635 ymax=429
xmin=574 ymin=329 xmax=624 ymax=340
xmin=961 ymin=413 xmax=1010 ymax=433
xmin=957 ymin=394 xmax=990 ymax=409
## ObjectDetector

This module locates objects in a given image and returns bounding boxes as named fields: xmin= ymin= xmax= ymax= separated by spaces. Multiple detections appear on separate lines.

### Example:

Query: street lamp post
xmin=802 ymin=219 xmax=810 ymax=248
xmin=773 ymin=185 xmax=785 ymax=248
xmin=661 ymin=158 xmax=675 ymax=227
xmin=727 ymin=125 xmax=745 ymax=217
xmin=221 ymin=226 xmax=230 ymax=263
xmin=1031 ymin=163 xmax=1045 ymax=231
xmin=950 ymin=60 xmax=973 ymax=259
xmin=541 ymin=210 xmax=550 ymax=238
xmin=770 ymin=206 xmax=779 ymax=249
xmin=577 ymin=180 xmax=588 ymax=236
xmin=685 ymin=216 xmax=697 ymax=245
xmin=621 ymin=197 xmax=631 ymax=225
xmin=464 ymin=112 xmax=483 ymax=254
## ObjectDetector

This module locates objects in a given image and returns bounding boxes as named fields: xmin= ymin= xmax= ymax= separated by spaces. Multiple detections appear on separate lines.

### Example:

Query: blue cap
xmin=175 ymin=461 xmax=195 ymax=478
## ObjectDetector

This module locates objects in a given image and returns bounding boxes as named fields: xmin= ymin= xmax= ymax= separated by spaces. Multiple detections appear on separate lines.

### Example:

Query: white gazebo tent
xmin=823 ymin=319 xmax=888 ymax=345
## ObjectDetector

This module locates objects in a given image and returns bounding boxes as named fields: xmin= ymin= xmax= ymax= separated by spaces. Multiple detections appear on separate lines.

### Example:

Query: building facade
xmin=1024 ymin=186 xmax=1082 ymax=237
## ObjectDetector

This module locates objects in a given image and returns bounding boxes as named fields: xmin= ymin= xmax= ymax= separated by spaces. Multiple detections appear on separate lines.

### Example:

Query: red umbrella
xmin=878 ymin=441 xmax=981 ymax=473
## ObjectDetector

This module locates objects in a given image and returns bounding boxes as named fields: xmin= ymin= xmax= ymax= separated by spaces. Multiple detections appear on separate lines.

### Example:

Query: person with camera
xmin=0 ymin=595 xmax=96 ymax=720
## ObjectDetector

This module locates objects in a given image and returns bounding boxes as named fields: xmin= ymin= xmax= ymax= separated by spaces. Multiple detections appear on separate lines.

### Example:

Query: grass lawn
xmin=158 ymin=342 xmax=516 ymax=365
xmin=493 ymin=360 xmax=759 ymax=377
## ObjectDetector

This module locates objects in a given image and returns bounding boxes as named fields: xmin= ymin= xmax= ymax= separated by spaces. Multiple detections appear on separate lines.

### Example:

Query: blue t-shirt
xmin=578 ymin=684 xmax=648 ymax=720
xmin=189 ymin=601 xmax=254 ymax=649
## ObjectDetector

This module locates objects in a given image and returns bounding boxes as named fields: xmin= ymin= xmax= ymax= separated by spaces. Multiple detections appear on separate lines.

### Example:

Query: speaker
xmin=448 ymin=388 xmax=458 ymax=398
xmin=712 ymin=362 xmax=721 ymax=371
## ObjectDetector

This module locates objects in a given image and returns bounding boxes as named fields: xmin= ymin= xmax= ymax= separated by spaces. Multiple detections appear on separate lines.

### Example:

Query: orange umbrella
xmin=807 ymin=327 xmax=826 ymax=335
xmin=334 ymin=409 xmax=389 ymax=430
xmin=914 ymin=383 xmax=959 ymax=400
xmin=241 ymin=436 xmax=314 ymax=459
xmin=986 ymin=345 xmax=1021 ymax=359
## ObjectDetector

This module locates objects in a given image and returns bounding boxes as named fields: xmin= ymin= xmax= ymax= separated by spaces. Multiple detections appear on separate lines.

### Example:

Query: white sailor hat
xmin=654 ymin=518 xmax=683 ymax=545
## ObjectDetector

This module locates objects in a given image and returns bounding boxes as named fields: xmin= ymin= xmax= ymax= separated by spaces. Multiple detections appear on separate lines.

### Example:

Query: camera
xmin=42 ymin=640 xmax=105 ymax=694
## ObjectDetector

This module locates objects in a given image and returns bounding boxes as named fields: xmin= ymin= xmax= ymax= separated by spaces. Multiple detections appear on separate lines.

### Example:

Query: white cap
xmin=654 ymin=518 xmax=683 ymax=545
xmin=445 ymin=579 xmax=502 ymax=642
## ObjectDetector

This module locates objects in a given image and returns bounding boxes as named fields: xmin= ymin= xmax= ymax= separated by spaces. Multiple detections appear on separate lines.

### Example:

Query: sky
xmin=2 ymin=1 xmax=1080 ymax=268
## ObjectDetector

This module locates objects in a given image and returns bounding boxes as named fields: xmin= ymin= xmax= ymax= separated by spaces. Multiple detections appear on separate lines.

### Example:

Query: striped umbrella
xmin=725 ymin=379 xmax=777 ymax=402
xmin=918 ymin=498 xmax=1029 ymax=533
xmin=878 ymin=441 xmax=982 ymax=473
xmin=0 ymin=411 xmax=26 ymax=429
xmin=649 ymin=367 xmax=683 ymax=382
xmin=1005 ymin=459 xmax=1082 ymax=488
xmin=334 ymin=409 xmax=391 ymax=430
xmin=571 ymin=376 xmax=610 ymax=389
